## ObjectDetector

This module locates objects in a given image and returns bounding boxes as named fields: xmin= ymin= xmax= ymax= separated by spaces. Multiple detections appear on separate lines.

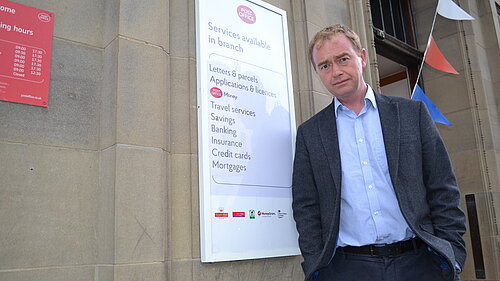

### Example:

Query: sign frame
xmin=196 ymin=0 xmax=299 ymax=262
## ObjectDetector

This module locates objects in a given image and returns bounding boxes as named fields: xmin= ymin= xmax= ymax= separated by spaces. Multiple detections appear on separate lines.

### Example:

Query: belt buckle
xmin=372 ymin=243 xmax=389 ymax=256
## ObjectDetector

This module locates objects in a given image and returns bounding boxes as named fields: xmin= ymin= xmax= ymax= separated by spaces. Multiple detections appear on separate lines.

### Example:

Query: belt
xmin=338 ymin=238 xmax=422 ymax=256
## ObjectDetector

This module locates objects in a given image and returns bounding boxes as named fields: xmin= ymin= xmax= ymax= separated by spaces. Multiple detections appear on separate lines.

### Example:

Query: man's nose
xmin=330 ymin=63 xmax=343 ymax=77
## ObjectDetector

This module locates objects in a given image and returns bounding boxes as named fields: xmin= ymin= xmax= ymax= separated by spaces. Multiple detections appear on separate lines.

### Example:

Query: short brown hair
xmin=308 ymin=24 xmax=362 ymax=70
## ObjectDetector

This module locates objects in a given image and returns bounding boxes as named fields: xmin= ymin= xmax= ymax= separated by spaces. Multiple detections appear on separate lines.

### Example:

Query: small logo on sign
xmin=232 ymin=212 xmax=245 ymax=217
xmin=237 ymin=5 xmax=256 ymax=24
xmin=210 ymin=87 xmax=223 ymax=98
xmin=277 ymin=209 xmax=287 ymax=219
xmin=38 ymin=13 xmax=52 ymax=23
xmin=215 ymin=207 xmax=228 ymax=218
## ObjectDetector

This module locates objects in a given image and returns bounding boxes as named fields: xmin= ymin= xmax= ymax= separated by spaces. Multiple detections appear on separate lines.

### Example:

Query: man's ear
xmin=360 ymin=48 xmax=367 ymax=68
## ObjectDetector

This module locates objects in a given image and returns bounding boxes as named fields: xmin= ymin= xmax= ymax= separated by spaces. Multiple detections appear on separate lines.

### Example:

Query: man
xmin=292 ymin=24 xmax=466 ymax=281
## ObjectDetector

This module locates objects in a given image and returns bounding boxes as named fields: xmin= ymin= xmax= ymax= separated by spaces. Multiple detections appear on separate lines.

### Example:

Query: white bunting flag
xmin=437 ymin=0 xmax=474 ymax=20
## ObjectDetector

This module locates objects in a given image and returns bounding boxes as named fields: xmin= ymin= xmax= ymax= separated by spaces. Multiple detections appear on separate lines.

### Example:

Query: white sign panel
xmin=196 ymin=0 xmax=299 ymax=262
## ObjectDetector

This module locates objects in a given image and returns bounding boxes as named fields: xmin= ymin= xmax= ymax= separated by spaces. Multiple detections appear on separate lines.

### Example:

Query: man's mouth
xmin=333 ymin=79 xmax=349 ymax=86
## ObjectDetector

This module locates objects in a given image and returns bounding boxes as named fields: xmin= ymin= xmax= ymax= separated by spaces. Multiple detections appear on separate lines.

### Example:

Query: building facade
xmin=0 ymin=0 xmax=499 ymax=280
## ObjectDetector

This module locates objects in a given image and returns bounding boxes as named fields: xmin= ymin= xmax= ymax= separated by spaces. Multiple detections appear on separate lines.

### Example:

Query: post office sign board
xmin=196 ymin=0 xmax=299 ymax=262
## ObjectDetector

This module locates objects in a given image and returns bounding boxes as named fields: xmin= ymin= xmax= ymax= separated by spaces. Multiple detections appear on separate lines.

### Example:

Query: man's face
xmin=312 ymin=34 xmax=367 ymax=101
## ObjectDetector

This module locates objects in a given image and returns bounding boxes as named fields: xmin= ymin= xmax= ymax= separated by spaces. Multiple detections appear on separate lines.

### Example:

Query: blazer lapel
xmin=376 ymin=94 xmax=400 ymax=187
xmin=318 ymin=103 xmax=342 ymax=192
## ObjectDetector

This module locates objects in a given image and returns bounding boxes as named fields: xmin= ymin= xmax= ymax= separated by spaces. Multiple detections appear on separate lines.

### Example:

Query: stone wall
xmin=1 ymin=0 xmax=499 ymax=280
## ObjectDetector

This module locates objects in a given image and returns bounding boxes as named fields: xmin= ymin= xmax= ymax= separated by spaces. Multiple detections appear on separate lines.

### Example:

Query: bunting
xmin=424 ymin=36 xmax=459 ymax=75
xmin=412 ymin=85 xmax=453 ymax=126
xmin=437 ymin=0 xmax=474 ymax=21
xmin=410 ymin=0 xmax=474 ymax=126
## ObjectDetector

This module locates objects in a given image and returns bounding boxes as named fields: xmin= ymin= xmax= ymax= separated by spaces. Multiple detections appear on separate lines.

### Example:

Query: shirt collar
xmin=334 ymin=85 xmax=377 ymax=117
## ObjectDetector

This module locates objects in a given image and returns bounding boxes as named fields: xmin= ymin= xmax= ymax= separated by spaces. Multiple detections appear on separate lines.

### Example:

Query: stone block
xmin=291 ymin=0 xmax=306 ymax=22
xmin=119 ymin=0 xmax=169 ymax=50
xmin=465 ymin=71 xmax=491 ymax=113
xmin=262 ymin=0 xmax=284 ymax=11
xmin=189 ymin=60 xmax=198 ymax=154
xmin=116 ymin=38 xmax=168 ymax=149
xmin=101 ymin=38 xmax=119 ymax=149
xmin=468 ymin=44 xmax=492 ymax=75
xmin=170 ymin=259 xmax=193 ymax=281
xmin=468 ymin=17 xmax=497 ymax=50
xmin=0 ymin=142 xmax=98 ymax=268
xmin=114 ymin=263 xmax=167 ymax=281
xmin=413 ymin=16 xmax=460 ymax=50
xmin=0 ymin=266 xmax=95 ymax=281
xmin=413 ymin=6 xmax=434 ymax=50
xmin=431 ymin=20 xmax=459 ymax=44
xmin=304 ymin=1 xmax=348 ymax=29
xmin=424 ymin=75 xmax=470 ymax=113
xmin=490 ymin=60 xmax=500 ymax=85
xmin=310 ymin=71 xmax=328 ymax=96
xmin=460 ymin=0 xmax=480 ymax=18
xmin=293 ymin=21 xmax=314 ymax=92
xmin=312 ymin=91 xmax=332 ymax=114
xmin=288 ymin=26 xmax=300 ymax=95
xmin=410 ymin=0 xmax=435 ymax=14
xmin=485 ymin=151 xmax=500 ymax=196
xmin=165 ymin=152 xmax=172 ymax=260
xmin=436 ymin=108 xmax=477 ymax=153
xmin=450 ymin=149 xmax=483 ymax=196
xmin=170 ymin=0 xmax=195 ymax=58
xmin=490 ymin=191 xmax=500 ymax=235
xmin=191 ymin=256 xmax=304 ymax=281
xmin=169 ymin=153 xmax=194 ymax=259
xmin=97 ymin=146 xmax=117 ymax=264
xmin=0 ymin=39 xmax=101 ymax=150
xmin=114 ymin=144 xmax=166 ymax=264
xmin=477 ymin=108 xmax=496 ymax=151
xmin=191 ymin=155 xmax=201 ymax=258
xmin=103 ymin=0 xmax=119 ymax=47
xmin=496 ymin=151 xmax=500 ymax=184
xmin=170 ymin=57 xmax=195 ymax=154
xmin=15 ymin=0 xmax=104 ymax=48
xmin=475 ymin=231 xmax=500 ymax=280
xmin=295 ymin=90 xmax=314 ymax=125
xmin=96 ymin=265 xmax=114 ymax=281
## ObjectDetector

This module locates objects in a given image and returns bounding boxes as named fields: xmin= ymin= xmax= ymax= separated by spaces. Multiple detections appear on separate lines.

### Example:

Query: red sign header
xmin=0 ymin=0 xmax=54 ymax=107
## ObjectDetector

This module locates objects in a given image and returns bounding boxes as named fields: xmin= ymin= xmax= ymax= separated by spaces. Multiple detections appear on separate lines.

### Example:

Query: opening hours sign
xmin=0 ymin=0 xmax=54 ymax=107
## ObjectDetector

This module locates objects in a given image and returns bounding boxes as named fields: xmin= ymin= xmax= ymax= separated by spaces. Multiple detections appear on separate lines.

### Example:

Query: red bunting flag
xmin=424 ymin=36 xmax=459 ymax=74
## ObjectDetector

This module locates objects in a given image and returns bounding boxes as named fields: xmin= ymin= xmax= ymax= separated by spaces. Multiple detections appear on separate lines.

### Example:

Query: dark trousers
xmin=317 ymin=243 xmax=459 ymax=281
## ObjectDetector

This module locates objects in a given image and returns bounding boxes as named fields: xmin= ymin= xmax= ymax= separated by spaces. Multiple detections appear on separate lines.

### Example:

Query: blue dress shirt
xmin=335 ymin=86 xmax=414 ymax=247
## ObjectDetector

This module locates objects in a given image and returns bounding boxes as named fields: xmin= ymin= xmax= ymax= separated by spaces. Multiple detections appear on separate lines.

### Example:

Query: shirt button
xmin=368 ymin=185 xmax=373 ymax=189
xmin=362 ymin=161 xmax=368 ymax=165
xmin=374 ymin=211 xmax=379 ymax=215
xmin=358 ymin=138 xmax=364 ymax=143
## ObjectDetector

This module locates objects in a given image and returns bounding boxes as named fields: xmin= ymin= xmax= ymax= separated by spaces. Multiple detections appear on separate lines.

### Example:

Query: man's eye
xmin=320 ymin=64 xmax=329 ymax=70
xmin=339 ymin=57 xmax=349 ymax=64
